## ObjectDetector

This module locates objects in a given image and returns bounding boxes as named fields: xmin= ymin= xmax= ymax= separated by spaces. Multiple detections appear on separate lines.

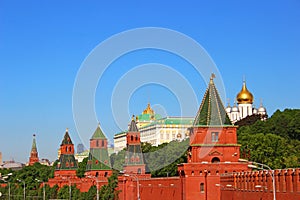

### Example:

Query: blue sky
xmin=0 ymin=1 xmax=299 ymax=163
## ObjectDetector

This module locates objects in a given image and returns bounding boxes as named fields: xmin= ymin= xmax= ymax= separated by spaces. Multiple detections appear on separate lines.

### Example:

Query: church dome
xmin=225 ymin=106 xmax=232 ymax=113
xmin=142 ymin=103 xmax=154 ymax=115
xmin=253 ymin=107 xmax=258 ymax=114
xmin=258 ymin=106 xmax=266 ymax=113
xmin=231 ymin=105 xmax=239 ymax=112
xmin=236 ymin=81 xmax=253 ymax=104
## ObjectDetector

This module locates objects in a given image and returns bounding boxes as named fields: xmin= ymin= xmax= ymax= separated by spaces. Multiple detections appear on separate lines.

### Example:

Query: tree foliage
xmin=238 ymin=109 xmax=300 ymax=169
xmin=76 ymin=157 xmax=88 ymax=178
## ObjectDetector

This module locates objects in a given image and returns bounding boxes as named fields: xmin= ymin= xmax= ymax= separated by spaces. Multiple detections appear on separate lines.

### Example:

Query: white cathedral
xmin=226 ymin=80 xmax=267 ymax=124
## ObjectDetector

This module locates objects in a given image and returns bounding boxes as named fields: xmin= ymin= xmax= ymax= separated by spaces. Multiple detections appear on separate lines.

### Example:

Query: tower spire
xmin=29 ymin=134 xmax=39 ymax=166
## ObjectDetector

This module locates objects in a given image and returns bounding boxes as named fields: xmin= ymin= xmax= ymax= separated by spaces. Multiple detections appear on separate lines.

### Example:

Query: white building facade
xmin=113 ymin=117 xmax=194 ymax=153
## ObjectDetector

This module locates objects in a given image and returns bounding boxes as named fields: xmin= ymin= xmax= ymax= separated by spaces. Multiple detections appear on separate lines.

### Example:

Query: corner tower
xmin=55 ymin=129 xmax=78 ymax=176
xmin=123 ymin=116 xmax=146 ymax=174
xmin=85 ymin=123 xmax=112 ymax=178
xmin=29 ymin=134 xmax=39 ymax=166
xmin=178 ymin=74 xmax=250 ymax=200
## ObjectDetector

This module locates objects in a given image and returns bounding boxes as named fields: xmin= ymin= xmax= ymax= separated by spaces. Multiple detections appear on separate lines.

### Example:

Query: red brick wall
xmin=220 ymin=168 xmax=300 ymax=200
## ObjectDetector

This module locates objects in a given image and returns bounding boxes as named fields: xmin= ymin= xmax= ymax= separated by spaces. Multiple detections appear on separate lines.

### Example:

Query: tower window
xmin=211 ymin=132 xmax=219 ymax=142
xmin=135 ymin=135 xmax=138 ymax=141
xmin=102 ymin=140 xmax=104 ymax=147
xmin=131 ymin=135 xmax=134 ymax=141
xmin=96 ymin=140 xmax=99 ymax=147
xmin=200 ymin=183 xmax=204 ymax=193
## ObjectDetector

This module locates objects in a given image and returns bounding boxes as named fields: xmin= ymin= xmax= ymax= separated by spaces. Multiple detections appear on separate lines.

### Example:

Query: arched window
xmin=102 ymin=140 xmax=104 ymax=147
xmin=135 ymin=135 xmax=138 ymax=141
xmin=211 ymin=157 xmax=220 ymax=163
xmin=69 ymin=146 xmax=72 ymax=152
xmin=137 ymin=168 xmax=141 ymax=174
xmin=96 ymin=140 xmax=99 ymax=147
xmin=131 ymin=135 xmax=134 ymax=141
xmin=200 ymin=183 xmax=204 ymax=193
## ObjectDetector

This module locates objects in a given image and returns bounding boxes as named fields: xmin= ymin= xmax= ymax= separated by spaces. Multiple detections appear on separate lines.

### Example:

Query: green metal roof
xmin=140 ymin=117 xmax=194 ymax=129
xmin=31 ymin=134 xmax=37 ymax=151
xmin=61 ymin=129 xmax=73 ymax=145
xmin=86 ymin=148 xmax=111 ymax=170
xmin=91 ymin=124 xmax=107 ymax=140
xmin=124 ymin=144 xmax=145 ymax=166
xmin=137 ymin=113 xmax=162 ymax=121
xmin=193 ymin=76 xmax=232 ymax=126
xmin=56 ymin=154 xmax=78 ymax=170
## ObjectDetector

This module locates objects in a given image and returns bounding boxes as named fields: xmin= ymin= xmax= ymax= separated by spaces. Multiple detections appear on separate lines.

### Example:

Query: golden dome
xmin=236 ymin=81 xmax=253 ymax=104
xmin=142 ymin=103 xmax=154 ymax=115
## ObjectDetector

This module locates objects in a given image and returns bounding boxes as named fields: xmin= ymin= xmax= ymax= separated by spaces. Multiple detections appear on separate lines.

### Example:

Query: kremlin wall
xmin=24 ymin=75 xmax=299 ymax=200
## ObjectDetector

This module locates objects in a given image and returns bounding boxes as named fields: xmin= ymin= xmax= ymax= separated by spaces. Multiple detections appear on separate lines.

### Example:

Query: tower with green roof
xmin=29 ymin=134 xmax=39 ymax=166
xmin=55 ymin=129 xmax=78 ymax=176
xmin=85 ymin=123 xmax=112 ymax=178
xmin=177 ymin=74 xmax=250 ymax=200
xmin=123 ymin=116 xmax=146 ymax=174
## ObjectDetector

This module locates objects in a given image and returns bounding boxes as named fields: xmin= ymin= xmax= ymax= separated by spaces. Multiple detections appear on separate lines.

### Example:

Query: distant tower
xmin=85 ymin=123 xmax=112 ymax=178
xmin=55 ymin=128 xmax=78 ymax=176
xmin=123 ymin=116 xmax=146 ymax=174
xmin=77 ymin=143 xmax=85 ymax=154
xmin=29 ymin=134 xmax=39 ymax=166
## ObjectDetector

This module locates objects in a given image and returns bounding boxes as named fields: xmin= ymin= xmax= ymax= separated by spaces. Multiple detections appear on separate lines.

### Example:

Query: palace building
xmin=114 ymin=103 xmax=193 ymax=153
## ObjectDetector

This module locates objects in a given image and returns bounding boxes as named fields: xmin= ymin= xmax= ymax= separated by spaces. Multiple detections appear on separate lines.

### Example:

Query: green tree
xmin=99 ymin=172 xmax=120 ymax=200
xmin=76 ymin=157 xmax=88 ymax=178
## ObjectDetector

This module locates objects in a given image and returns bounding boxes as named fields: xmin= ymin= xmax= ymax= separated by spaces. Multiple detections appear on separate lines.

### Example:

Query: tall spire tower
xmin=123 ymin=116 xmax=146 ymax=174
xmin=178 ymin=74 xmax=250 ymax=200
xmin=55 ymin=128 xmax=78 ymax=176
xmin=29 ymin=134 xmax=39 ymax=165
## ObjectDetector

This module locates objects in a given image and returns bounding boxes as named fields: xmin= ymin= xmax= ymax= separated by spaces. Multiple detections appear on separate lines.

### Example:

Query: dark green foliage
xmin=238 ymin=109 xmax=300 ymax=169
xmin=76 ymin=157 xmax=88 ymax=178
xmin=142 ymin=140 xmax=189 ymax=177
xmin=99 ymin=172 xmax=120 ymax=200
xmin=235 ymin=114 xmax=267 ymax=126
xmin=0 ymin=163 xmax=58 ymax=199
xmin=110 ymin=149 xmax=126 ymax=171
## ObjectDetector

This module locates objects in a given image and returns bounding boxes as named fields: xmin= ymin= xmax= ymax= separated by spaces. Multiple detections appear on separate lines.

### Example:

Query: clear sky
xmin=0 ymin=1 xmax=299 ymax=163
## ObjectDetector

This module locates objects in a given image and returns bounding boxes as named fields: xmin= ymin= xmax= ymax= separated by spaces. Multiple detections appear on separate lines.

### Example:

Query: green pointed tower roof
xmin=128 ymin=116 xmax=139 ymax=132
xmin=31 ymin=134 xmax=37 ymax=151
xmin=86 ymin=124 xmax=111 ymax=171
xmin=193 ymin=74 xmax=232 ymax=126
xmin=61 ymin=128 xmax=73 ymax=145
xmin=91 ymin=123 xmax=107 ymax=140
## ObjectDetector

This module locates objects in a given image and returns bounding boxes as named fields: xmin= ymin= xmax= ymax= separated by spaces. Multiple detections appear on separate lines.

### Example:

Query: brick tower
xmin=123 ymin=116 xmax=146 ymax=174
xmin=55 ymin=128 xmax=78 ymax=176
xmin=85 ymin=123 xmax=112 ymax=178
xmin=29 ymin=134 xmax=39 ymax=165
xmin=178 ymin=74 xmax=250 ymax=200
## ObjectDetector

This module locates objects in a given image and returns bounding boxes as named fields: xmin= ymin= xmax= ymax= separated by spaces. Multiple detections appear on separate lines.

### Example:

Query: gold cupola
xmin=236 ymin=81 xmax=253 ymax=104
